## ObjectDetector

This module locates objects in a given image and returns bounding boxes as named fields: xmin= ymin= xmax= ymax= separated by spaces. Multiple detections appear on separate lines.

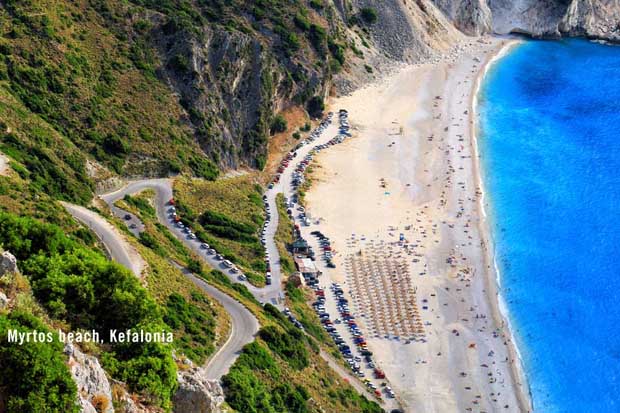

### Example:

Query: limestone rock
xmin=173 ymin=367 xmax=225 ymax=413
xmin=560 ymin=0 xmax=620 ymax=42
xmin=0 ymin=291 xmax=8 ymax=309
xmin=66 ymin=344 xmax=114 ymax=413
xmin=0 ymin=251 xmax=17 ymax=276
xmin=432 ymin=0 xmax=493 ymax=36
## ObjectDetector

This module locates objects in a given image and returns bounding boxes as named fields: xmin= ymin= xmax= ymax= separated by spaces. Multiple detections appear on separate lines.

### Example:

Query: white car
xmin=201 ymin=243 xmax=209 ymax=249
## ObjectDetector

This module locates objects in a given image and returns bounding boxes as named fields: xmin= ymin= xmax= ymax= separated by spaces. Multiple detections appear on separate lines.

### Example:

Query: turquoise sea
xmin=478 ymin=39 xmax=620 ymax=412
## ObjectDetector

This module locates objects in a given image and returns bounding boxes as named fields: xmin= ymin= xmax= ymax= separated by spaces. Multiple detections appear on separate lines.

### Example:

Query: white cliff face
xmin=65 ymin=344 xmax=115 ymax=413
xmin=432 ymin=0 xmax=493 ymax=35
xmin=428 ymin=0 xmax=620 ymax=41
xmin=173 ymin=366 xmax=225 ymax=413
xmin=0 ymin=251 xmax=17 ymax=276
xmin=560 ymin=0 xmax=620 ymax=41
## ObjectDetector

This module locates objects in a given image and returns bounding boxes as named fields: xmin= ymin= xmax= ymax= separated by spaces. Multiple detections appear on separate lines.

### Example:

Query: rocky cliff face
xmin=432 ymin=0 xmax=492 ymax=36
xmin=65 ymin=344 xmax=115 ymax=413
xmin=151 ymin=25 xmax=282 ymax=169
xmin=173 ymin=366 xmax=225 ymax=413
xmin=560 ymin=0 xmax=620 ymax=41
xmin=431 ymin=0 xmax=620 ymax=41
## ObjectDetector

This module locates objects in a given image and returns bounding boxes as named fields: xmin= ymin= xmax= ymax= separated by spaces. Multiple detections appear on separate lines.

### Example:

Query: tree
xmin=0 ymin=312 xmax=79 ymax=413
xmin=270 ymin=114 xmax=288 ymax=134
xmin=307 ymin=96 xmax=325 ymax=118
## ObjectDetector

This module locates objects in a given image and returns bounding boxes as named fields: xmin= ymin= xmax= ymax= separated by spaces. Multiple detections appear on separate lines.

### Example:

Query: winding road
xmin=172 ymin=263 xmax=259 ymax=380
xmin=63 ymin=191 xmax=258 ymax=380
xmin=60 ymin=201 xmax=146 ymax=277
xmin=71 ymin=115 xmax=388 ymax=402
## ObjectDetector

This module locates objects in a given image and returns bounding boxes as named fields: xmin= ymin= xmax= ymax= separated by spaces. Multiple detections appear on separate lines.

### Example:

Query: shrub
xmin=259 ymin=325 xmax=309 ymax=370
xmin=360 ymin=8 xmax=378 ymax=24
xmin=163 ymin=292 xmax=216 ymax=362
xmin=307 ymin=96 xmax=325 ymax=118
xmin=309 ymin=0 xmax=324 ymax=10
xmin=294 ymin=14 xmax=310 ymax=31
xmin=0 ymin=312 xmax=79 ymax=413
xmin=270 ymin=114 xmax=288 ymax=134
xmin=189 ymin=156 xmax=219 ymax=180
xmin=0 ymin=212 xmax=177 ymax=408
xmin=308 ymin=24 xmax=327 ymax=55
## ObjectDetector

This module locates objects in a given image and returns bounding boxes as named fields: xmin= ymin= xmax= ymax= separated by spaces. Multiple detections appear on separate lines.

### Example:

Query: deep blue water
xmin=478 ymin=39 xmax=620 ymax=413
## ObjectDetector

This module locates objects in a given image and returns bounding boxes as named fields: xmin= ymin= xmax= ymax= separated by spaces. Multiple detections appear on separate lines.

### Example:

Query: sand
xmin=304 ymin=37 xmax=531 ymax=412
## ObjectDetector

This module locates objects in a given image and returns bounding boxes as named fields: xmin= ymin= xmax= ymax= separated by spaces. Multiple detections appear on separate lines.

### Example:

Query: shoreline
xmin=469 ymin=39 xmax=533 ymax=412
xmin=305 ymin=35 xmax=531 ymax=412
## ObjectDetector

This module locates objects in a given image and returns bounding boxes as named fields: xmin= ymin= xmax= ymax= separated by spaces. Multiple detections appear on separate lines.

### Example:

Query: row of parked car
xmin=262 ymin=114 xmax=336 ymax=284
xmin=310 ymin=230 xmax=336 ymax=268
xmin=167 ymin=199 xmax=244 ymax=280
xmin=260 ymin=194 xmax=273 ymax=285
xmin=283 ymin=307 xmax=304 ymax=331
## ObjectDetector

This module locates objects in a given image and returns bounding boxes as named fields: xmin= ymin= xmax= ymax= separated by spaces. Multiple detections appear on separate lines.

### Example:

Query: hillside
xmin=1 ymin=1 xmax=620 ymax=413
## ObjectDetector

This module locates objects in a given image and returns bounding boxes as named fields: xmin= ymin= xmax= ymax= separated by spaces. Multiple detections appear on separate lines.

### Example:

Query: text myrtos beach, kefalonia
xmin=5 ymin=329 xmax=174 ymax=345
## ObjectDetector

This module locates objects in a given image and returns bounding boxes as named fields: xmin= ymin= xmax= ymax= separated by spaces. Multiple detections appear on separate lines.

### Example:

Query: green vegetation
xmin=0 ymin=211 xmax=177 ymax=409
xmin=365 ymin=64 xmax=374 ymax=73
xmin=0 ymin=311 xmax=79 ymax=413
xmin=270 ymin=114 xmax=288 ymax=134
xmin=110 ymin=191 xmax=226 ymax=365
xmin=163 ymin=292 xmax=217 ymax=362
xmin=259 ymin=325 xmax=309 ymax=370
xmin=174 ymin=176 xmax=266 ymax=285
xmin=0 ymin=0 xmax=217 ymax=189
xmin=275 ymin=193 xmax=295 ymax=275
xmin=360 ymin=8 xmax=379 ymax=24
xmin=285 ymin=279 xmax=335 ymax=346
xmin=122 ymin=193 xmax=155 ymax=217
xmin=307 ymin=96 xmax=325 ymax=118
xmin=222 ymin=304 xmax=383 ymax=413
xmin=310 ymin=0 xmax=325 ymax=10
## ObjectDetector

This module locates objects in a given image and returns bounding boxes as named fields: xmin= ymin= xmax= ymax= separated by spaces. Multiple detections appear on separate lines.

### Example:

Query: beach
xmin=304 ymin=36 xmax=531 ymax=412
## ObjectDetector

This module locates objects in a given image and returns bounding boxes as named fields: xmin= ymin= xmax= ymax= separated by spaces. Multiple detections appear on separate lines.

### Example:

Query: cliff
xmin=431 ymin=0 xmax=620 ymax=41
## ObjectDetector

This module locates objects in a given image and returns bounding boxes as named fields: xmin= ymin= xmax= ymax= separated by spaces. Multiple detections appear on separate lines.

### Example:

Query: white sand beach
xmin=305 ymin=37 xmax=531 ymax=412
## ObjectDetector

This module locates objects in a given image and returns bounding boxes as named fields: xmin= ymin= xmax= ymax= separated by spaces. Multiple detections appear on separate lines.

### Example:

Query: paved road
xmin=65 ymin=195 xmax=258 ymax=380
xmin=95 ymin=118 xmax=394 ymax=394
xmin=100 ymin=179 xmax=284 ymax=305
xmin=174 ymin=263 xmax=258 ymax=380
xmin=99 ymin=116 xmax=342 ymax=307
xmin=61 ymin=201 xmax=145 ymax=277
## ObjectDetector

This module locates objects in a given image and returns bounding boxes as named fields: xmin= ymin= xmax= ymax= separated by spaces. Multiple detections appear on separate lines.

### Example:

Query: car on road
xmin=129 ymin=223 xmax=137 ymax=229
xmin=215 ymin=254 xmax=224 ymax=261
xmin=200 ymin=243 xmax=209 ymax=249
xmin=124 ymin=214 xmax=131 ymax=220
xmin=238 ymin=274 xmax=247 ymax=281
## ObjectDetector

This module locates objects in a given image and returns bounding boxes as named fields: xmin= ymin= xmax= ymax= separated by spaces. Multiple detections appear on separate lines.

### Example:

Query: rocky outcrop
xmin=0 ymin=291 xmax=8 ymax=309
xmin=152 ymin=26 xmax=279 ymax=169
xmin=65 ymin=344 xmax=115 ymax=413
xmin=173 ymin=366 xmax=224 ymax=413
xmin=431 ymin=0 xmax=492 ymax=36
xmin=429 ymin=0 xmax=620 ymax=41
xmin=0 ymin=251 xmax=17 ymax=276
xmin=560 ymin=0 xmax=620 ymax=41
